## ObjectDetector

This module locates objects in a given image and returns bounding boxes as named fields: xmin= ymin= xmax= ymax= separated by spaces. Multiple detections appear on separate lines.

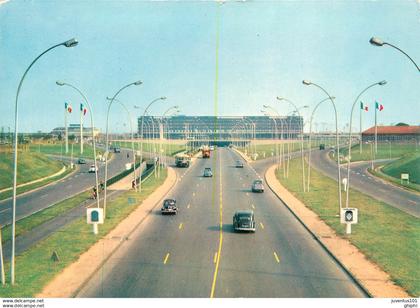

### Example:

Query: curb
xmin=264 ymin=165 xmax=372 ymax=298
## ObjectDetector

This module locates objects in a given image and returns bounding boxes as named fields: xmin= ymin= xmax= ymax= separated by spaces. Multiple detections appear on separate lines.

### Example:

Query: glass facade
xmin=137 ymin=115 xmax=303 ymax=140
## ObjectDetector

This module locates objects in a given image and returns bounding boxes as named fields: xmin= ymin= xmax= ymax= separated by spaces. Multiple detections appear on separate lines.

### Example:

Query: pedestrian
xmin=92 ymin=186 xmax=97 ymax=199
xmin=127 ymin=153 xmax=130 ymax=159
xmin=132 ymin=180 xmax=136 ymax=189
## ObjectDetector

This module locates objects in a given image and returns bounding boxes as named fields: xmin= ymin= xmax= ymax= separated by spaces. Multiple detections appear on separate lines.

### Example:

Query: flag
xmin=83 ymin=108 xmax=87 ymax=116
xmin=360 ymin=102 xmax=368 ymax=111
xmin=375 ymin=101 xmax=384 ymax=111
xmin=80 ymin=103 xmax=87 ymax=115
xmin=65 ymin=102 xmax=72 ymax=113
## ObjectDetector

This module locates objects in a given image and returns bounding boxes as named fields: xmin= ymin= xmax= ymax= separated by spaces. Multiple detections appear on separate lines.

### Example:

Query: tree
xmin=395 ymin=122 xmax=409 ymax=126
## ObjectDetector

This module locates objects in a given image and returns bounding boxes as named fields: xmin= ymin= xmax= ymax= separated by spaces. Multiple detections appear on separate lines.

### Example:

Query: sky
xmin=0 ymin=0 xmax=419 ymax=133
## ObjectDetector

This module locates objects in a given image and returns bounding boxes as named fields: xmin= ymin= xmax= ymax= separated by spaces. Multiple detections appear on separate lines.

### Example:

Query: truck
xmin=175 ymin=153 xmax=190 ymax=168
xmin=202 ymin=146 xmax=210 ymax=158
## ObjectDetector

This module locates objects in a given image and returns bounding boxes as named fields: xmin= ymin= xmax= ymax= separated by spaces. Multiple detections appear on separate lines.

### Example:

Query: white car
xmin=88 ymin=165 xmax=98 ymax=173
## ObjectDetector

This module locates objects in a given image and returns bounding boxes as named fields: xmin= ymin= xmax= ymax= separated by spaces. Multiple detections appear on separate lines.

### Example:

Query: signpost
xmin=87 ymin=208 xmax=104 ymax=235
xmin=401 ymin=173 xmax=409 ymax=185
xmin=340 ymin=208 xmax=358 ymax=234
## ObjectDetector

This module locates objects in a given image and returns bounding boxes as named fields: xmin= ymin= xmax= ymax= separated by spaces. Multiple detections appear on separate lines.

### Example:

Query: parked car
xmin=114 ymin=147 xmax=121 ymax=153
xmin=203 ymin=167 xmax=213 ymax=177
xmin=319 ymin=144 xmax=325 ymax=150
xmin=235 ymin=160 xmax=244 ymax=168
xmin=78 ymin=158 xmax=86 ymax=164
xmin=233 ymin=210 xmax=256 ymax=232
xmin=161 ymin=199 xmax=178 ymax=215
xmin=88 ymin=165 xmax=98 ymax=173
xmin=251 ymin=179 xmax=264 ymax=193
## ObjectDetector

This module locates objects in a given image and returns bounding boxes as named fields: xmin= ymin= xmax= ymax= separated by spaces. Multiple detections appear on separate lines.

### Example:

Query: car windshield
xmin=205 ymin=168 xmax=211 ymax=171
xmin=237 ymin=213 xmax=252 ymax=219
xmin=254 ymin=180 xmax=262 ymax=184
xmin=164 ymin=200 xmax=175 ymax=207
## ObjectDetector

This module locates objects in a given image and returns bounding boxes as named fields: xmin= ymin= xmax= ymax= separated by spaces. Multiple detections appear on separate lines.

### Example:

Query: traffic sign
xmin=340 ymin=208 xmax=358 ymax=224
xmin=87 ymin=208 xmax=104 ymax=224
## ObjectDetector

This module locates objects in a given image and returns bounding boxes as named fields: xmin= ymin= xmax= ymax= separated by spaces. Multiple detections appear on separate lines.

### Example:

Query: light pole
xmin=276 ymin=98 xmax=308 ymax=193
xmin=307 ymin=97 xmax=334 ymax=192
xmin=139 ymin=97 xmax=166 ymax=189
xmin=106 ymin=97 xmax=137 ymax=195
xmin=10 ymin=38 xmax=78 ymax=285
xmin=370 ymin=37 xmax=420 ymax=72
xmin=103 ymin=81 xmax=142 ymax=218
xmin=344 ymin=81 xmax=387 ymax=209
xmin=262 ymin=107 xmax=282 ymax=173
xmin=302 ymin=80 xmax=342 ymax=214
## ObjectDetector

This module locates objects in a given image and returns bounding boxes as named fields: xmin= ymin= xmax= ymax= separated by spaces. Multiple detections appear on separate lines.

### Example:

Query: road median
xmin=265 ymin=163 xmax=411 ymax=298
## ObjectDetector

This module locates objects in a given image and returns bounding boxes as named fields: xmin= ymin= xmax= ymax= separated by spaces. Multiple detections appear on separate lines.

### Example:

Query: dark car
xmin=233 ymin=210 xmax=256 ymax=232
xmin=251 ymin=179 xmax=264 ymax=193
xmin=203 ymin=167 xmax=213 ymax=177
xmin=78 ymin=158 xmax=86 ymax=164
xmin=319 ymin=144 xmax=325 ymax=150
xmin=114 ymin=147 xmax=121 ymax=153
xmin=161 ymin=199 xmax=178 ymax=215
xmin=235 ymin=160 xmax=244 ymax=168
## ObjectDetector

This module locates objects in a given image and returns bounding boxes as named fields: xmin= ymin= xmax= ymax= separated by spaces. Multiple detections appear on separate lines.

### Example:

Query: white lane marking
xmin=0 ymin=208 xmax=10 ymax=214
xmin=40 ymin=194 xmax=48 ymax=199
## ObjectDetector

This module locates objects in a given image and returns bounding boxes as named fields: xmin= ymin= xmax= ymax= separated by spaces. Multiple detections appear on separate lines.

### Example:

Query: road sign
xmin=342 ymin=177 xmax=348 ymax=192
xmin=87 ymin=208 xmax=104 ymax=224
xmin=340 ymin=208 xmax=358 ymax=224
xmin=401 ymin=173 xmax=409 ymax=184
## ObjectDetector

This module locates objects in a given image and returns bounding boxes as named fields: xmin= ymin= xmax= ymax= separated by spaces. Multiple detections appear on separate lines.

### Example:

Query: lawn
xmin=29 ymin=143 xmax=98 ymax=160
xmin=0 ymin=168 xmax=167 ymax=297
xmin=116 ymin=141 xmax=186 ymax=156
xmin=238 ymin=142 xmax=315 ymax=161
xmin=0 ymin=152 xmax=64 ymax=190
xmin=335 ymin=143 xmax=418 ymax=162
xmin=276 ymin=158 xmax=420 ymax=297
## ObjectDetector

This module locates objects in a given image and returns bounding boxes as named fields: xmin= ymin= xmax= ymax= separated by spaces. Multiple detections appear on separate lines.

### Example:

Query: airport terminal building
xmin=137 ymin=115 xmax=303 ymax=140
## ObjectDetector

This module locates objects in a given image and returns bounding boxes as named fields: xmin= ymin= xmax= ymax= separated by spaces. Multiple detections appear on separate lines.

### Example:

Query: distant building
xmin=51 ymin=124 xmax=101 ymax=138
xmin=137 ymin=115 xmax=303 ymax=140
xmin=362 ymin=126 xmax=420 ymax=142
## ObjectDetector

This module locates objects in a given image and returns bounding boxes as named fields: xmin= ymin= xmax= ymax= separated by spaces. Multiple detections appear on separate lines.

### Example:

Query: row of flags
xmin=64 ymin=102 xmax=87 ymax=115
xmin=360 ymin=101 xmax=384 ymax=112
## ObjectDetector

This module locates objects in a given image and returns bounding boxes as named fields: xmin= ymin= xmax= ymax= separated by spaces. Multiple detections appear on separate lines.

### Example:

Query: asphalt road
xmin=77 ymin=147 xmax=365 ymax=298
xmin=0 ymin=148 xmax=134 ymax=227
xmin=309 ymin=150 xmax=420 ymax=218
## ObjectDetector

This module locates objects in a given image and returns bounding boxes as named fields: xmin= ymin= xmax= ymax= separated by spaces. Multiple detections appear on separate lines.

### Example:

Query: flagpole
xmin=375 ymin=102 xmax=378 ymax=154
xmin=65 ymin=103 xmax=68 ymax=153
xmin=360 ymin=102 xmax=362 ymax=155
xmin=80 ymin=103 xmax=84 ymax=154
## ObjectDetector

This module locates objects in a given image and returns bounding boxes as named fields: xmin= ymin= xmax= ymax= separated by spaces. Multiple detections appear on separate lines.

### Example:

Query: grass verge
xmin=0 ymin=168 xmax=167 ymax=297
xmin=117 ymin=141 xmax=186 ymax=157
xmin=276 ymin=158 xmax=420 ymax=296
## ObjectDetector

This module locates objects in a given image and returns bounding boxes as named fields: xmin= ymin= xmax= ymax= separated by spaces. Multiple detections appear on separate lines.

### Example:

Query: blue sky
xmin=0 ymin=0 xmax=419 ymax=133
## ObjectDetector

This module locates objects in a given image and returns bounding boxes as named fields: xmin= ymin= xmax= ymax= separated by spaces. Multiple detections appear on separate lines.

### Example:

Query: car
xmin=319 ymin=144 xmax=325 ymax=150
xmin=161 ymin=199 xmax=178 ymax=215
xmin=251 ymin=179 xmax=264 ymax=193
xmin=203 ymin=167 xmax=213 ymax=177
xmin=235 ymin=160 xmax=244 ymax=168
xmin=209 ymin=146 xmax=215 ymax=151
xmin=114 ymin=147 xmax=121 ymax=153
xmin=78 ymin=158 xmax=86 ymax=164
xmin=88 ymin=165 xmax=98 ymax=173
xmin=233 ymin=210 xmax=256 ymax=232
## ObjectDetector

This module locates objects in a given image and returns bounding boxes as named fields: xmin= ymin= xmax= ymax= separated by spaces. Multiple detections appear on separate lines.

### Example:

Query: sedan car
xmin=203 ymin=167 xmax=213 ymax=177
xmin=251 ymin=179 xmax=264 ymax=193
xmin=161 ymin=199 xmax=178 ymax=215
xmin=233 ymin=210 xmax=256 ymax=232
xmin=78 ymin=158 xmax=86 ymax=164
xmin=88 ymin=165 xmax=98 ymax=173
xmin=235 ymin=160 xmax=244 ymax=168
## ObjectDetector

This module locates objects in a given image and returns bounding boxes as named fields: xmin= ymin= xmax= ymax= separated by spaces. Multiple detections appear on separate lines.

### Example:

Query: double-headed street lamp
xmin=370 ymin=37 xmax=419 ymax=72
xmin=103 ymin=81 xmax=142 ymax=218
xmin=106 ymin=97 xmax=137 ymax=198
xmin=262 ymin=106 xmax=282 ymax=172
xmin=10 ymin=38 xmax=78 ymax=285
xmin=302 ymin=80 xmax=342 ymax=213
xmin=344 ymin=81 xmax=387 ymax=210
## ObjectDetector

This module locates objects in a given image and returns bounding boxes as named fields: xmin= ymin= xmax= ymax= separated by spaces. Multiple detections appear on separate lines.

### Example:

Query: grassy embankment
xmin=0 ymin=168 xmax=167 ymax=297
xmin=276 ymin=158 xmax=420 ymax=296
xmin=0 ymin=151 xmax=72 ymax=200
xmin=117 ymin=141 xmax=186 ymax=156
xmin=29 ymin=143 xmax=98 ymax=160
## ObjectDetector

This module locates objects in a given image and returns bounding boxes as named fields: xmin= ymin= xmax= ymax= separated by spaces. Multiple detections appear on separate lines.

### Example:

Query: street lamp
xmin=139 ymin=97 xmax=167 ymax=189
xmin=106 ymin=97 xmax=137 ymax=197
xmin=103 ymin=81 xmax=142 ymax=218
xmin=344 ymin=81 xmax=387 ymax=209
xmin=302 ymin=80 xmax=342 ymax=214
xmin=10 ymin=38 xmax=78 ymax=285
xmin=276 ymin=97 xmax=308 ymax=192
xmin=262 ymin=106 xmax=282 ymax=173
xmin=369 ymin=37 xmax=420 ymax=72
xmin=307 ymin=97 xmax=335 ymax=192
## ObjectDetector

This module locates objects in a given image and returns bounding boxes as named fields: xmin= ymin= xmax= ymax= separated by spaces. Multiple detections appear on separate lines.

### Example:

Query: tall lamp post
xmin=103 ymin=81 xmax=142 ymax=218
xmin=370 ymin=37 xmax=420 ymax=72
xmin=139 ymin=97 xmax=166 ymax=190
xmin=344 ymin=81 xmax=387 ymax=209
xmin=302 ymin=80 xmax=343 ymax=214
xmin=276 ymin=98 xmax=308 ymax=192
xmin=262 ymin=107 xmax=282 ymax=172
xmin=10 ymin=38 xmax=78 ymax=285
xmin=106 ymin=97 xmax=137 ymax=196
xmin=307 ymin=97 xmax=334 ymax=192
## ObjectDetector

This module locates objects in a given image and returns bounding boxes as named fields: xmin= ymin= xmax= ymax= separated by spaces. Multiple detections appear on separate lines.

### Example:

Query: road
xmin=309 ymin=150 xmax=420 ymax=218
xmin=0 ymin=149 xmax=134 ymax=227
xmin=77 ymin=147 xmax=365 ymax=298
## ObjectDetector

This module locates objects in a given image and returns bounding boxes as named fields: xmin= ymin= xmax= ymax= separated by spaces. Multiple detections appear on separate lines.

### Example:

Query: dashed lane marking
xmin=251 ymin=204 xmax=255 ymax=209
xmin=179 ymin=223 xmax=183 ymax=230
xmin=259 ymin=222 xmax=264 ymax=229
xmin=187 ymin=204 xmax=191 ymax=209
xmin=273 ymin=252 xmax=280 ymax=263
xmin=213 ymin=252 xmax=217 ymax=264
xmin=163 ymin=253 xmax=170 ymax=265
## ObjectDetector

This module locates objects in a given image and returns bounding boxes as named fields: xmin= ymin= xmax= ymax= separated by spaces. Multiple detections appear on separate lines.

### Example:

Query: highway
xmin=0 ymin=148 xmax=134 ymax=227
xmin=309 ymin=150 xmax=420 ymax=218
xmin=77 ymin=147 xmax=365 ymax=298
